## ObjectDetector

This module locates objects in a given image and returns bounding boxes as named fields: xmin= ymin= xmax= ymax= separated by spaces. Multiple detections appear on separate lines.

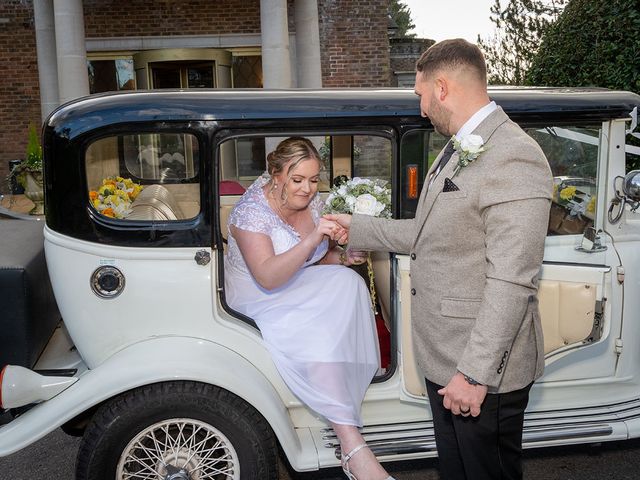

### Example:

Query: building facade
xmin=0 ymin=0 xmax=397 ymax=193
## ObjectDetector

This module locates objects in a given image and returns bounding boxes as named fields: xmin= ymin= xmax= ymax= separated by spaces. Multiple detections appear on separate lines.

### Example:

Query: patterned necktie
xmin=428 ymin=141 xmax=455 ymax=188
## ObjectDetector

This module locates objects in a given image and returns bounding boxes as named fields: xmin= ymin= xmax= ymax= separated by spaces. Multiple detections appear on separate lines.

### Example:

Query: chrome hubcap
xmin=116 ymin=418 xmax=239 ymax=479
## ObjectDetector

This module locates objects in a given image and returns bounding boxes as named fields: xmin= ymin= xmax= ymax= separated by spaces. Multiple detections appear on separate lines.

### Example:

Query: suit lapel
xmin=414 ymin=150 xmax=458 ymax=228
xmin=412 ymin=107 xmax=510 ymax=247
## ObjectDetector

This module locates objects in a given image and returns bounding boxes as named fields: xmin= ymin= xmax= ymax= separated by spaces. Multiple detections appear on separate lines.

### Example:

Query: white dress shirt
xmin=455 ymin=101 xmax=497 ymax=140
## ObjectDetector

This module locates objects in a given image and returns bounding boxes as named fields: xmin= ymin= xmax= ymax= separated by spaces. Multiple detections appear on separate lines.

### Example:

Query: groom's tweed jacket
xmin=350 ymin=107 xmax=553 ymax=393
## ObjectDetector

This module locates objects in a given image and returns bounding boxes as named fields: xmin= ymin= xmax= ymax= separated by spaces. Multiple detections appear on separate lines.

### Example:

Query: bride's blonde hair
xmin=267 ymin=137 xmax=321 ymax=201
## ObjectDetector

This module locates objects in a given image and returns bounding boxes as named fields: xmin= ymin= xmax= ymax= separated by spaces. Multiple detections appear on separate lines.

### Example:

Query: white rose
xmin=460 ymin=134 xmax=485 ymax=154
xmin=353 ymin=193 xmax=380 ymax=216
xmin=337 ymin=185 xmax=348 ymax=196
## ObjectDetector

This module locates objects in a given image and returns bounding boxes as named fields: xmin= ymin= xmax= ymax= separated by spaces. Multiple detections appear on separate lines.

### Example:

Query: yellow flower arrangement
xmin=89 ymin=176 xmax=143 ymax=218
xmin=559 ymin=186 xmax=577 ymax=201
xmin=586 ymin=195 xmax=596 ymax=214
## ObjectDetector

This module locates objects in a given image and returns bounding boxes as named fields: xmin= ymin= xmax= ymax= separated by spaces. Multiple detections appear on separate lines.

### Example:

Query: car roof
xmin=47 ymin=87 xmax=640 ymax=138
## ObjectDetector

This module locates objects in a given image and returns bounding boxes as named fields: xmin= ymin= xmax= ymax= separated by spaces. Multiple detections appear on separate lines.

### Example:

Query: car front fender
xmin=0 ymin=336 xmax=316 ymax=470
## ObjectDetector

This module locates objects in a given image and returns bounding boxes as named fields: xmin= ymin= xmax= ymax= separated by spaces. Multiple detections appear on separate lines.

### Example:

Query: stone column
xmin=294 ymin=0 xmax=322 ymax=88
xmin=53 ymin=0 xmax=89 ymax=104
xmin=33 ymin=0 xmax=59 ymax=122
xmin=260 ymin=0 xmax=292 ymax=89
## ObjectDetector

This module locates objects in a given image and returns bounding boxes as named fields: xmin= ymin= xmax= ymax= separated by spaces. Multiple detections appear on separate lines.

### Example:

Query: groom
xmin=327 ymin=39 xmax=552 ymax=479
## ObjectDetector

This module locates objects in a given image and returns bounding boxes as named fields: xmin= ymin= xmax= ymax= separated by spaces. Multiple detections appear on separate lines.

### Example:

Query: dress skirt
xmin=225 ymin=263 xmax=380 ymax=426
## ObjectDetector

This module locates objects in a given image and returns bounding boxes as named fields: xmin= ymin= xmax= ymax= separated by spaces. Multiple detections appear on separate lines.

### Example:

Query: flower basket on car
xmin=548 ymin=181 xmax=595 ymax=236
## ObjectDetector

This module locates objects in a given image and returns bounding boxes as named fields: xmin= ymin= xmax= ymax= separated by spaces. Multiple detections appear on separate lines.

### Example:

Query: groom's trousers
xmin=426 ymin=378 xmax=532 ymax=480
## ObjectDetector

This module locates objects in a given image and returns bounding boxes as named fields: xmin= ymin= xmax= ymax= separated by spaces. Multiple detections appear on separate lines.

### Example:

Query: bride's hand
xmin=309 ymin=218 xmax=342 ymax=245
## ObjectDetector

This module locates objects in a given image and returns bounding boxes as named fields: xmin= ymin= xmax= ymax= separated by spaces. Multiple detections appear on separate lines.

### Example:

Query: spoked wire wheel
xmin=76 ymin=382 xmax=278 ymax=480
xmin=116 ymin=418 xmax=240 ymax=480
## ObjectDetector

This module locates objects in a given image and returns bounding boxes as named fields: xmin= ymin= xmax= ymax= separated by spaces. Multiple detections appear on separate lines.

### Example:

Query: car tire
xmin=75 ymin=381 xmax=278 ymax=480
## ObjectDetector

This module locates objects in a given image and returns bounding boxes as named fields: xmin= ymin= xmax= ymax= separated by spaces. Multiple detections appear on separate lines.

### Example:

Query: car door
xmin=395 ymin=122 xmax=621 ymax=402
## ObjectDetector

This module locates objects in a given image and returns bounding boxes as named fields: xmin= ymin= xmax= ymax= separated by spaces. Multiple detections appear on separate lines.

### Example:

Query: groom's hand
xmin=323 ymin=214 xmax=352 ymax=244
xmin=438 ymin=372 xmax=487 ymax=417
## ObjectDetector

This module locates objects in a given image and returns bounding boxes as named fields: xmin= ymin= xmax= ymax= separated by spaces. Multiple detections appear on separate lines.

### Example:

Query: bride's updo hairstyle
xmin=267 ymin=137 xmax=321 ymax=200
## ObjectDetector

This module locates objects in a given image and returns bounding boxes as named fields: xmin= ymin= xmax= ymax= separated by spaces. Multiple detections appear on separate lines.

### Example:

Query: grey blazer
xmin=350 ymin=107 xmax=553 ymax=393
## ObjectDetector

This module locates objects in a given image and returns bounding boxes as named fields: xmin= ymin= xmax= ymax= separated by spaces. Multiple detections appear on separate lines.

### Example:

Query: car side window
xmin=85 ymin=133 xmax=201 ymax=221
xmin=219 ymin=134 xmax=392 ymax=193
xmin=398 ymin=129 xmax=448 ymax=219
xmin=400 ymin=126 xmax=601 ymax=236
xmin=526 ymin=126 xmax=600 ymax=236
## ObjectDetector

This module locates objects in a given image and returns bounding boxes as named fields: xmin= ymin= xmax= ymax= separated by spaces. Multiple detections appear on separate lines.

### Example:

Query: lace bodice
xmin=225 ymin=173 xmax=328 ymax=273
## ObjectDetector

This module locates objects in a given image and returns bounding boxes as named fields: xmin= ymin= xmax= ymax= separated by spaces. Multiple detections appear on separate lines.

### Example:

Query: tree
xmin=477 ymin=0 xmax=567 ymax=85
xmin=527 ymin=0 xmax=640 ymax=94
xmin=389 ymin=0 xmax=416 ymax=38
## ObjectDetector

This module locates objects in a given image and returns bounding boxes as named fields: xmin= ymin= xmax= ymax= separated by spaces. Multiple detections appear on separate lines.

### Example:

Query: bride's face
xmin=277 ymin=158 xmax=321 ymax=210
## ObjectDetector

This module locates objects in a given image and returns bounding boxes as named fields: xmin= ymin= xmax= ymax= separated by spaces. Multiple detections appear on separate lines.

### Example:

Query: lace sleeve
xmin=228 ymin=201 xmax=275 ymax=236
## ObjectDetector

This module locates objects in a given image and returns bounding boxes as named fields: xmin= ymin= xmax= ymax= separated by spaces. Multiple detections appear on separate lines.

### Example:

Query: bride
xmin=224 ymin=137 xmax=394 ymax=480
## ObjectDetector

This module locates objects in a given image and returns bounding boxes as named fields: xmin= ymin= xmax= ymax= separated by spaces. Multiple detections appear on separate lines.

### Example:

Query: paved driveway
xmin=2 ymin=428 xmax=640 ymax=479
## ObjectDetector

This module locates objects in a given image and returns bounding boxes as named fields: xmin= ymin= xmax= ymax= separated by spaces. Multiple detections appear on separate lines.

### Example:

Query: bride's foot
xmin=341 ymin=443 xmax=395 ymax=480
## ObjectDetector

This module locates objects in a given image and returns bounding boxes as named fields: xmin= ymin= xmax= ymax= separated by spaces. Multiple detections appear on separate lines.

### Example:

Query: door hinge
xmin=617 ymin=266 xmax=625 ymax=284
xmin=615 ymin=338 xmax=623 ymax=355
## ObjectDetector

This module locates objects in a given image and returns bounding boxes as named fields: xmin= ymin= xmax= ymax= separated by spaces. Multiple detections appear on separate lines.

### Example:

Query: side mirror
xmin=608 ymin=170 xmax=640 ymax=223
xmin=623 ymin=170 xmax=640 ymax=202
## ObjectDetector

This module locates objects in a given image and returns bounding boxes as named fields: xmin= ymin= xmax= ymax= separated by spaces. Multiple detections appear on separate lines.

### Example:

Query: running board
xmin=315 ymin=398 xmax=640 ymax=462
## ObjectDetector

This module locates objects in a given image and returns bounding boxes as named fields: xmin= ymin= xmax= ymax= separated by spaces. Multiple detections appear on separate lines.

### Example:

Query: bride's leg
xmin=332 ymin=422 xmax=391 ymax=480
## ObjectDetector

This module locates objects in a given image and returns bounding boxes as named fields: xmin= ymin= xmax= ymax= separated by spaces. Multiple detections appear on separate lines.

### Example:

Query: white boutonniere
xmin=452 ymin=134 xmax=486 ymax=177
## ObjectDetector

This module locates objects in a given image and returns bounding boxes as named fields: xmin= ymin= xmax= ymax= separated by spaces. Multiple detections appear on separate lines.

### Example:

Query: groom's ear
xmin=435 ymin=77 xmax=448 ymax=101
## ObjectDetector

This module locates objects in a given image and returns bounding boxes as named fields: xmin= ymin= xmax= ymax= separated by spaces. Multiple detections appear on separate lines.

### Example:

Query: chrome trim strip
xmin=320 ymin=398 xmax=640 ymax=458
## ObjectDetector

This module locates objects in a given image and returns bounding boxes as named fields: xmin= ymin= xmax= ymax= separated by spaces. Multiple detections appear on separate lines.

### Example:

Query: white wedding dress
xmin=224 ymin=174 xmax=380 ymax=426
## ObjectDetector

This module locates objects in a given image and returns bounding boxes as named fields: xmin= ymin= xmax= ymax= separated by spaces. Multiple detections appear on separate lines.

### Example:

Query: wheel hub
xmin=164 ymin=464 xmax=191 ymax=480
xmin=158 ymin=447 xmax=200 ymax=479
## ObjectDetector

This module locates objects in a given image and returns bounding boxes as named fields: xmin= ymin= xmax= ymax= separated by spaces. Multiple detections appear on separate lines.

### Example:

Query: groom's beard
xmin=428 ymin=94 xmax=453 ymax=137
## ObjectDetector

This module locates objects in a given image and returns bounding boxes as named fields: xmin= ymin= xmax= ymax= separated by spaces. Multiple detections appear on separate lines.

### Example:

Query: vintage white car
xmin=1 ymin=87 xmax=640 ymax=479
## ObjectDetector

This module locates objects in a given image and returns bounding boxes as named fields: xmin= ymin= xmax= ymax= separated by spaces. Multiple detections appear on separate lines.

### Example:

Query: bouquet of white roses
xmin=323 ymin=177 xmax=391 ymax=218
xmin=323 ymin=177 xmax=392 ymax=312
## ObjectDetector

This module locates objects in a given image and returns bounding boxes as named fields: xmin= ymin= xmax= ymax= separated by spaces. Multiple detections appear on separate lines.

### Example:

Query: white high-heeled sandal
xmin=341 ymin=443 xmax=396 ymax=480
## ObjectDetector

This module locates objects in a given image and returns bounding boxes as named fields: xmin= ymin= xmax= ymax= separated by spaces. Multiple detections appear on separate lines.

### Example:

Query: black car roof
xmin=47 ymin=87 xmax=640 ymax=138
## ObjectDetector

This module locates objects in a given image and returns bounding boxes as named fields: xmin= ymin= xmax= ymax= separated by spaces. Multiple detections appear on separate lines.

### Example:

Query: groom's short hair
xmin=416 ymin=38 xmax=487 ymax=85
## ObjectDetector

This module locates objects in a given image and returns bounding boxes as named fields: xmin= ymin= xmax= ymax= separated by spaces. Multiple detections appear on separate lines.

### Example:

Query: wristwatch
xmin=460 ymin=371 xmax=482 ymax=386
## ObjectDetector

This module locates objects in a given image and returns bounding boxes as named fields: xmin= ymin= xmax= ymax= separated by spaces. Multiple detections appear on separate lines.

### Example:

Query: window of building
xmin=232 ymin=55 xmax=263 ymax=88
xmin=87 ymin=58 xmax=135 ymax=94
xmin=85 ymin=133 xmax=200 ymax=221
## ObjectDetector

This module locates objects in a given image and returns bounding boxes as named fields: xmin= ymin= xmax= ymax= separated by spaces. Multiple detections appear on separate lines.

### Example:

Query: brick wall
xmin=0 ymin=1 xmax=41 ymax=192
xmin=0 ymin=0 xmax=391 ymax=193
xmin=83 ymin=0 xmax=264 ymax=37
xmin=318 ymin=0 xmax=391 ymax=87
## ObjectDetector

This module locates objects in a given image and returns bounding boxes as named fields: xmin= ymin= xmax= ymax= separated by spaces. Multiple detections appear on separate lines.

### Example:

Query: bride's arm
xmin=231 ymin=218 xmax=336 ymax=290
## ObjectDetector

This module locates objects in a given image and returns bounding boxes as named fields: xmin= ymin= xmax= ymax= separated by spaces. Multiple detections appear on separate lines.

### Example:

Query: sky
xmin=401 ymin=0 xmax=497 ymax=44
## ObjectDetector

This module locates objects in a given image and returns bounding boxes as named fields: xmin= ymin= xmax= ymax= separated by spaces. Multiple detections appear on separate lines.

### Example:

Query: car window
xmin=85 ymin=133 xmax=201 ymax=221
xmin=398 ymin=129 xmax=448 ymax=219
xmin=218 ymin=134 xmax=392 ymax=193
xmin=399 ymin=126 xmax=601 ymax=236
xmin=526 ymin=126 xmax=600 ymax=236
